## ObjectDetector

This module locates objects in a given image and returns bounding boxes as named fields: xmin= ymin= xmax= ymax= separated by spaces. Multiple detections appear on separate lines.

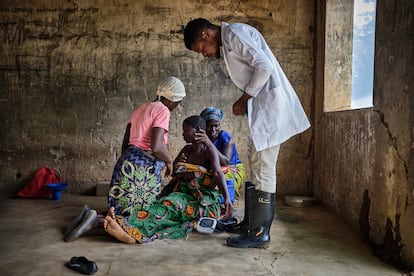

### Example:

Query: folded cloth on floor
xmin=17 ymin=166 xmax=62 ymax=198
xmin=67 ymin=256 xmax=98 ymax=275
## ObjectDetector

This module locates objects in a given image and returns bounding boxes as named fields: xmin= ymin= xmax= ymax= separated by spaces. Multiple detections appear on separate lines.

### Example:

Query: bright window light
xmin=351 ymin=0 xmax=376 ymax=109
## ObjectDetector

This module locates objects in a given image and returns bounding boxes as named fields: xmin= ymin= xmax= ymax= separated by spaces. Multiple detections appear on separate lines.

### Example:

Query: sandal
xmin=67 ymin=256 xmax=98 ymax=275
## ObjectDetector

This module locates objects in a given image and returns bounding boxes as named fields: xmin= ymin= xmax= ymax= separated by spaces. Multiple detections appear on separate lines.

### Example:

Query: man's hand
xmin=232 ymin=92 xmax=251 ymax=116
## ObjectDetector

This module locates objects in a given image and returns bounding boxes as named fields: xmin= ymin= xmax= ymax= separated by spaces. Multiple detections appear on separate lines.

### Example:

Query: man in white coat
xmin=184 ymin=18 xmax=310 ymax=248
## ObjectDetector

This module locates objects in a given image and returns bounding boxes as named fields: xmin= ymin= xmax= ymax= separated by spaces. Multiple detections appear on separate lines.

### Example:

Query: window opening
xmin=324 ymin=0 xmax=376 ymax=112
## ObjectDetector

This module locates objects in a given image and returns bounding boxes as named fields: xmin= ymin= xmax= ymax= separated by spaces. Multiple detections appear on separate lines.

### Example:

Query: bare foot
xmin=107 ymin=207 xmax=116 ymax=219
xmin=104 ymin=216 xmax=135 ymax=244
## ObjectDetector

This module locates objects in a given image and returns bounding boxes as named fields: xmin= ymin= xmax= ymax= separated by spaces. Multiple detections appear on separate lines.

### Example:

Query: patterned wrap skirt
xmin=108 ymin=145 xmax=165 ymax=217
xmin=222 ymin=163 xmax=246 ymax=197
xmin=115 ymin=162 xmax=221 ymax=243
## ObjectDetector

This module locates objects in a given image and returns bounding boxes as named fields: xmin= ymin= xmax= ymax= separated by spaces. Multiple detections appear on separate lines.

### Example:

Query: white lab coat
xmin=221 ymin=22 xmax=311 ymax=151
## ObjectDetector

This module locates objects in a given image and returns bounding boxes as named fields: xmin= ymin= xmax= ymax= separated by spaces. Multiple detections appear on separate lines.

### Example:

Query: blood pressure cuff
xmin=195 ymin=217 xmax=238 ymax=234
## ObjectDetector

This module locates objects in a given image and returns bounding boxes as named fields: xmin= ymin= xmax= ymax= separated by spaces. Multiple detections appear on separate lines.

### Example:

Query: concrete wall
xmin=1 ymin=0 xmax=413 ymax=271
xmin=324 ymin=0 xmax=353 ymax=112
xmin=314 ymin=0 xmax=413 ymax=270
xmin=0 ymin=1 xmax=313 ymax=196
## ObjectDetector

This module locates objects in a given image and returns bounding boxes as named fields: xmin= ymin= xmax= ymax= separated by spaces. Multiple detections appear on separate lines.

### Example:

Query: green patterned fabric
xmin=116 ymin=162 xmax=222 ymax=243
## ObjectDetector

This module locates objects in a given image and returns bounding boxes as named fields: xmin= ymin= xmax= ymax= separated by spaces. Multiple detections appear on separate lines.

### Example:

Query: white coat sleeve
xmin=229 ymin=30 xmax=273 ymax=98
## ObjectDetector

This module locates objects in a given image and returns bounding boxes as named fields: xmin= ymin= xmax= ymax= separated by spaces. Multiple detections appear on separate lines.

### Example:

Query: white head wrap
xmin=156 ymin=77 xmax=186 ymax=102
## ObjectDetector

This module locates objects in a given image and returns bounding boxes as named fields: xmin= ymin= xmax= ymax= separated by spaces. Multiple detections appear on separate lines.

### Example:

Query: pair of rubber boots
xmin=226 ymin=181 xmax=275 ymax=248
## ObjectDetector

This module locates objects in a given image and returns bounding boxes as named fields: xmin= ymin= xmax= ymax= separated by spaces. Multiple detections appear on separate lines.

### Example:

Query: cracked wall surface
xmin=0 ymin=0 xmax=313 ymax=197
xmin=314 ymin=0 xmax=414 ymax=270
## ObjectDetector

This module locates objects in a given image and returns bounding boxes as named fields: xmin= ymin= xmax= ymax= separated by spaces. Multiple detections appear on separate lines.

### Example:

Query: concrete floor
xmin=0 ymin=194 xmax=402 ymax=276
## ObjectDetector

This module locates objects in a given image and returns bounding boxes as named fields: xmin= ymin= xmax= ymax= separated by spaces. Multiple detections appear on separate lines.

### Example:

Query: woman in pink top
xmin=64 ymin=76 xmax=186 ymax=242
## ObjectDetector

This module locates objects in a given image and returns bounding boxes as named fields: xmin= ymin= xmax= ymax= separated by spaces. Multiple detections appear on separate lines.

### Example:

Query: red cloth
xmin=18 ymin=166 xmax=62 ymax=198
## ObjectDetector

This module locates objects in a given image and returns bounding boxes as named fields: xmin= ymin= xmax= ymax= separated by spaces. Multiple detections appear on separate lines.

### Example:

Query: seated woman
xmin=103 ymin=115 xmax=233 ymax=244
xmin=198 ymin=107 xmax=246 ymax=198
xmin=64 ymin=76 xmax=186 ymax=242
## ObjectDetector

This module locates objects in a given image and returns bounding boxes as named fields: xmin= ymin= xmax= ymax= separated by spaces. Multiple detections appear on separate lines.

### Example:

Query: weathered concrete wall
xmin=0 ymin=1 xmax=313 ymax=196
xmin=324 ymin=0 xmax=353 ymax=112
xmin=314 ymin=0 xmax=413 ymax=270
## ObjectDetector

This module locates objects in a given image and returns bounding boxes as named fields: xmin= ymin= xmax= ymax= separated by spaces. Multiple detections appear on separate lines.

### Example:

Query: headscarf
xmin=156 ymin=77 xmax=186 ymax=102
xmin=200 ymin=107 xmax=223 ymax=122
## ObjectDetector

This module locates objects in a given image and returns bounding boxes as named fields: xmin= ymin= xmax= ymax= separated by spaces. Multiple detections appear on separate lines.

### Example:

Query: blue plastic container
xmin=47 ymin=182 xmax=68 ymax=200
xmin=220 ymin=179 xmax=235 ymax=204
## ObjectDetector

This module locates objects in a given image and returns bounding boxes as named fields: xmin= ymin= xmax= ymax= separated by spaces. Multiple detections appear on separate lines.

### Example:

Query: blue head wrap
xmin=200 ymin=107 xmax=223 ymax=122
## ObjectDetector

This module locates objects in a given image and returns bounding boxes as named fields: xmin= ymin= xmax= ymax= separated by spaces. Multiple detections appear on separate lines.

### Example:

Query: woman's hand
xmin=222 ymin=199 xmax=233 ymax=220
xmin=165 ymin=162 xmax=172 ymax=177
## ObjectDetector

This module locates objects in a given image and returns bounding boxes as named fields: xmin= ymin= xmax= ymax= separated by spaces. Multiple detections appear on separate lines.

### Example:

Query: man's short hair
xmin=183 ymin=18 xmax=213 ymax=50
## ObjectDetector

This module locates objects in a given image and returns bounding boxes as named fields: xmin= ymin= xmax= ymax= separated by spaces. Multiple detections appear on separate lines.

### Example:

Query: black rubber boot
xmin=226 ymin=190 xmax=275 ymax=248
xmin=227 ymin=181 xmax=255 ymax=234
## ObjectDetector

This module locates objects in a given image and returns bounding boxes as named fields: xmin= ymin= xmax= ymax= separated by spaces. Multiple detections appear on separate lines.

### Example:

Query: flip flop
xmin=64 ymin=205 xmax=90 ymax=241
xmin=65 ymin=209 xmax=97 ymax=242
xmin=67 ymin=256 xmax=98 ymax=275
